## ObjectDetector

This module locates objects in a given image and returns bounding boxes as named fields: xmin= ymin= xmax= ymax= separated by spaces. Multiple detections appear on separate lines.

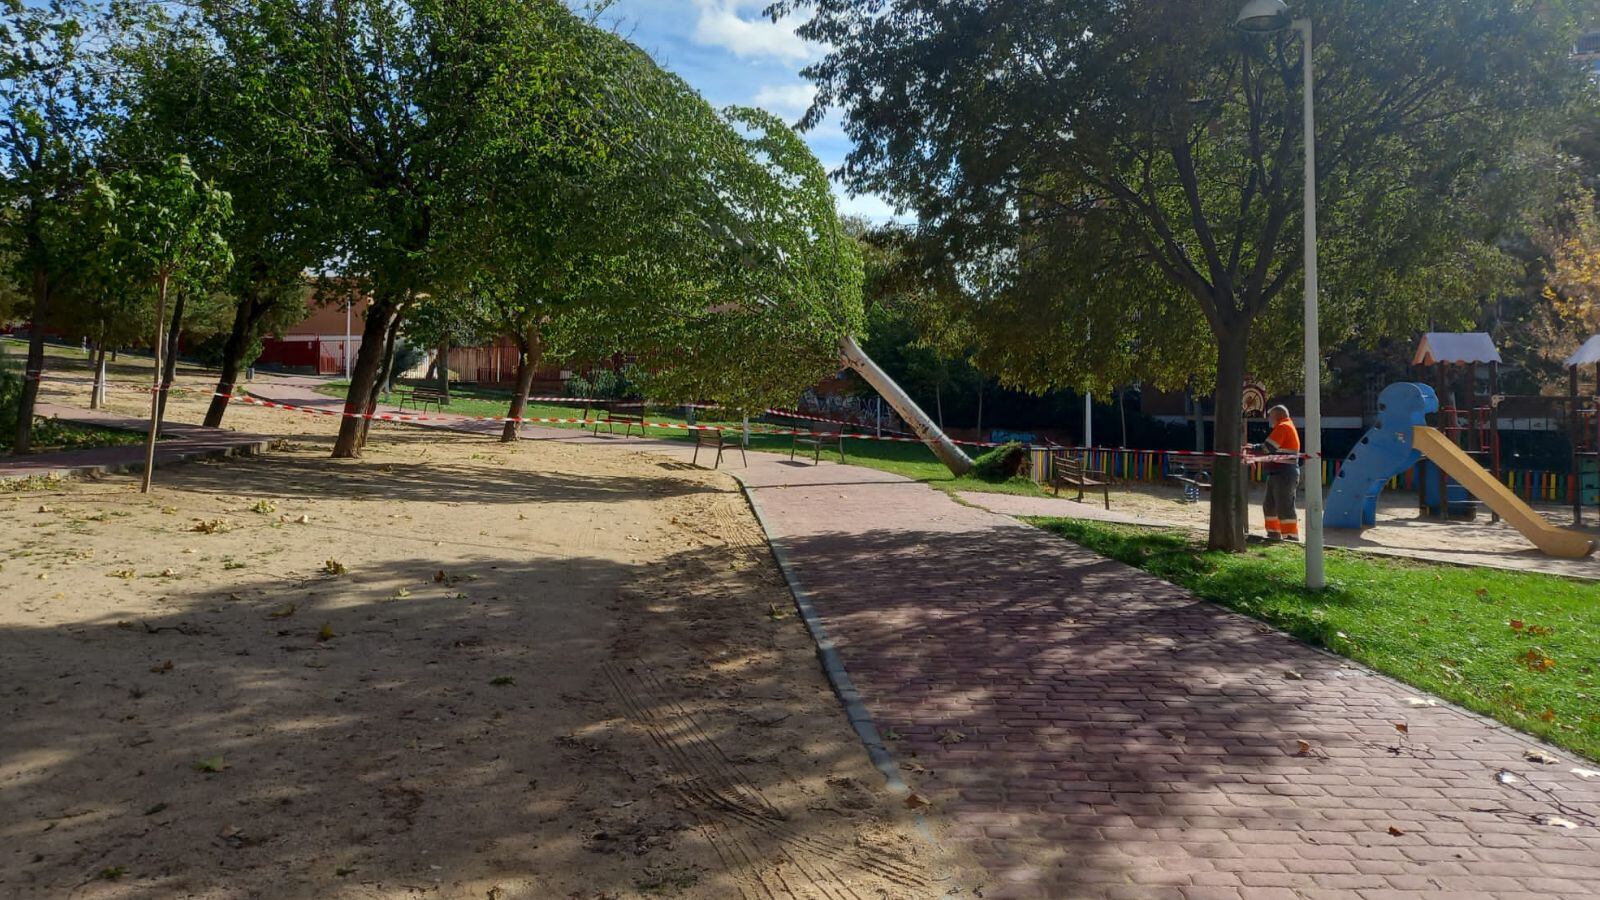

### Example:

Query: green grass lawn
xmin=316 ymin=378 xmax=1047 ymax=498
xmin=1027 ymin=517 xmax=1600 ymax=762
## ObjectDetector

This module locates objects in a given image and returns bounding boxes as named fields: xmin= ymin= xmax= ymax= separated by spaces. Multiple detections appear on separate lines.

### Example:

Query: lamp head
xmin=1235 ymin=0 xmax=1291 ymax=33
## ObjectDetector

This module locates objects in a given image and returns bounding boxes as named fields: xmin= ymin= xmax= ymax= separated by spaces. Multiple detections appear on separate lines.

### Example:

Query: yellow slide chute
xmin=1411 ymin=426 xmax=1596 ymax=560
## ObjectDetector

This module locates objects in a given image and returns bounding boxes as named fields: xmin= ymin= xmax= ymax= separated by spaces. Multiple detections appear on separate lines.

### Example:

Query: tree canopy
xmin=776 ymin=0 xmax=1596 ymax=547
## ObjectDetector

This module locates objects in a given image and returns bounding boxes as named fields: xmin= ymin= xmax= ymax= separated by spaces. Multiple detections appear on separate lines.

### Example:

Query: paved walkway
xmin=0 ymin=404 xmax=273 ymax=483
xmin=246 ymin=379 xmax=1600 ymax=897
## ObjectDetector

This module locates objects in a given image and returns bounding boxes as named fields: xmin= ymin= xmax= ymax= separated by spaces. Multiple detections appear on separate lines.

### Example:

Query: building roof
xmin=1412 ymin=333 xmax=1501 ymax=366
xmin=1567 ymin=335 xmax=1600 ymax=367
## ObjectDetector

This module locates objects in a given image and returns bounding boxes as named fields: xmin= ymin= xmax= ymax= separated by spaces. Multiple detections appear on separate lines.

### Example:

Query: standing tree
xmin=111 ymin=8 xmax=336 ymax=428
xmin=90 ymin=155 xmax=232 ymax=491
xmin=0 ymin=0 xmax=101 ymax=453
xmin=776 ymin=0 xmax=1591 ymax=548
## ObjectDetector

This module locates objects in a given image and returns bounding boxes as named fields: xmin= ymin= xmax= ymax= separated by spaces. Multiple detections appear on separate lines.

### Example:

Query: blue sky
xmin=589 ymin=0 xmax=902 ymax=222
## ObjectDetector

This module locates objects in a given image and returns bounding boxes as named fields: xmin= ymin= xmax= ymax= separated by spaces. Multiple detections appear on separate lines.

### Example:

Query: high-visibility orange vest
xmin=1265 ymin=419 xmax=1301 ymax=455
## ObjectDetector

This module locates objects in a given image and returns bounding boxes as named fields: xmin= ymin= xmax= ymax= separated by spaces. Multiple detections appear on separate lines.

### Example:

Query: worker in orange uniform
xmin=1253 ymin=405 xmax=1302 ymax=542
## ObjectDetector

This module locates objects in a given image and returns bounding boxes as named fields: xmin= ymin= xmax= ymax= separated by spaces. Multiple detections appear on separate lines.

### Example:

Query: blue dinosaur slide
xmin=1323 ymin=383 xmax=1437 ymax=529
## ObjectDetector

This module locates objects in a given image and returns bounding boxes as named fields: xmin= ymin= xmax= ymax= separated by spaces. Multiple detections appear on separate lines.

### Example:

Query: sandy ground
xmin=2 ymin=365 xmax=973 ymax=899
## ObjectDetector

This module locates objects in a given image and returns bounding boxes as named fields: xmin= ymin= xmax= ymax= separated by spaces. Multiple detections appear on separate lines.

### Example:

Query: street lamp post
xmin=1236 ymin=0 xmax=1326 ymax=590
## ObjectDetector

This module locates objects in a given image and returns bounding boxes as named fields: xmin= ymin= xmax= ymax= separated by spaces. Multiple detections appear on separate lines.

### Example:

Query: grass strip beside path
xmin=1027 ymin=517 xmax=1600 ymax=762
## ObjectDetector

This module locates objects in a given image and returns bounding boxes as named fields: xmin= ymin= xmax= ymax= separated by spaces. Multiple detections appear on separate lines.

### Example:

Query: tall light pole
xmin=1236 ymin=0 xmax=1326 ymax=589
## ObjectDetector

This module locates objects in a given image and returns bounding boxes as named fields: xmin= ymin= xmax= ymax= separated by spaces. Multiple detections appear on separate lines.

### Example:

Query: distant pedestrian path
xmin=0 ymin=404 xmax=271 ymax=483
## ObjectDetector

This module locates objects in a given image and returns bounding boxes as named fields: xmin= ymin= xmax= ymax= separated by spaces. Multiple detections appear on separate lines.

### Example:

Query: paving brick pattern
xmin=246 ymin=379 xmax=1600 ymax=897
xmin=0 ymin=404 xmax=272 ymax=482
xmin=743 ymin=466 xmax=1600 ymax=899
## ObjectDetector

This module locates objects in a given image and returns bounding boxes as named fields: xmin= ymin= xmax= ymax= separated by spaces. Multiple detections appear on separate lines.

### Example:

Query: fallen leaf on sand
xmin=189 ymin=519 xmax=232 ymax=534
xmin=1524 ymin=749 xmax=1560 ymax=765
xmin=316 ymin=624 xmax=336 ymax=642
xmin=267 ymin=603 xmax=297 ymax=620
xmin=193 ymin=756 xmax=226 ymax=773
xmin=322 ymin=559 xmax=347 ymax=576
xmin=904 ymin=793 xmax=933 ymax=810
xmin=150 ymin=660 xmax=173 ymax=674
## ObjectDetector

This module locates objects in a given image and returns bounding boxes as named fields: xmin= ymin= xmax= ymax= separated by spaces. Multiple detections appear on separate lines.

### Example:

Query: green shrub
xmin=971 ymin=441 xmax=1027 ymax=482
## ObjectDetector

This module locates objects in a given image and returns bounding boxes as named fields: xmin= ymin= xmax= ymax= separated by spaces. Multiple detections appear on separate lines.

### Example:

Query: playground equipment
xmin=1325 ymin=383 xmax=1595 ymax=559
xmin=1569 ymin=336 xmax=1600 ymax=526
xmin=1411 ymin=333 xmax=1500 ymax=519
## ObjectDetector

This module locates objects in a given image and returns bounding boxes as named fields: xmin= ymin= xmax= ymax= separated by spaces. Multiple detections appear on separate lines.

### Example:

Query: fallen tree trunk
xmin=839 ymin=335 xmax=973 ymax=476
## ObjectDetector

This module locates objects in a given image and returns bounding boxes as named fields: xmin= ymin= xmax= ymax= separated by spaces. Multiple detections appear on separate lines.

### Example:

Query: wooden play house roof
xmin=1567 ymin=336 xmax=1600 ymax=368
xmin=1412 ymin=332 xmax=1502 ymax=366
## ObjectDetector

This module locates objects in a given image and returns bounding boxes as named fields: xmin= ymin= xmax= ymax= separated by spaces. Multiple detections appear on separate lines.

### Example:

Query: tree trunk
xmin=1119 ymin=387 xmax=1129 ymax=448
xmin=12 ymin=263 xmax=50 ymax=454
xmin=204 ymin=296 xmax=264 ymax=428
xmin=436 ymin=338 xmax=450 ymax=401
xmin=332 ymin=297 xmax=396 ymax=458
xmin=1190 ymin=386 xmax=1206 ymax=451
xmin=501 ymin=326 xmax=539 ymax=442
xmin=157 ymin=289 xmax=187 ymax=426
xmin=356 ymin=314 xmax=402 ymax=450
xmin=935 ymin=380 xmax=944 ymax=428
xmin=840 ymin=335 xmax=973 ymax=475
xmin=141 ymin=275 xmax=170 ymax=493
xmin=90 ymin=344 xmax=107 ymax=410
xmin=1207 ymin=327 xmax=1251 ymax=552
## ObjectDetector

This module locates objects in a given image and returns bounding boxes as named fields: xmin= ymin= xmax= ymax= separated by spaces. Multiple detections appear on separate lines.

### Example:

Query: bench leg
xmin=693 ymin=443 xmax=701 ymax=467
xmin=713 ymin=445 xmax=722 ymax=469
xmin=739 ymin=443 xmax=747 ymax=467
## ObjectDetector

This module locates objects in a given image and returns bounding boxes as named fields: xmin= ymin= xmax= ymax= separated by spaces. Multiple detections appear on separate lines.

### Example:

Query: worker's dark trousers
xmin=1263 ymin=466 xmax=1302 ymax=540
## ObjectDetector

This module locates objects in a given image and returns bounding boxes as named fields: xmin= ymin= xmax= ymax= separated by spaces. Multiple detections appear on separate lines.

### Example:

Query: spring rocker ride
xmin=1323 ymin=383 xmax=1596 ymax=559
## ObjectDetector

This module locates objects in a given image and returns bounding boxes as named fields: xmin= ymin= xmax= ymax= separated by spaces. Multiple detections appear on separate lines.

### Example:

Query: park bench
xmin=791 ymin=423 xmax=845 ymax=465
xmin=591 ymin=403 xmax=647 ymax=438
xmin=692 ymin=428 xmax=746 ymax=469
xmin=1169 ymin=455 xmax=1216 ymax=504
xmin=1051 ymin=450 xmax=1111 ymax=509
xmin=397 ymin=386 xmax=448 ymax=412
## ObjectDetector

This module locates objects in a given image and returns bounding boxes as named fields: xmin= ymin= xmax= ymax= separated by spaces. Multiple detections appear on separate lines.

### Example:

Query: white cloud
xmin=752 ymin=82 xmax=816 ymax=119
xmin=692 ymin=1 xmax=816 ymax=62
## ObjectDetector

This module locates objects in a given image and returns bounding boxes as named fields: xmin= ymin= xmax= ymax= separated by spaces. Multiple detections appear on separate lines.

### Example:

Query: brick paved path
xmin=247 ymin=379 xmax=1600 ymax=898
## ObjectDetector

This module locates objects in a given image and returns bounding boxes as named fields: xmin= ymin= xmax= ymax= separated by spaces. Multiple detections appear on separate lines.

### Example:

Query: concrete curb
xmin=730 ymin=472 xmax=910 ymax=797
xmin=0 ymin=439 xmax=275 ymax=484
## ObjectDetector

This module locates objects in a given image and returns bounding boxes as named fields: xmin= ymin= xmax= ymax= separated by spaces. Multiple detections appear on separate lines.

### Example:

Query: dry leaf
xmin=1393 ymin=722 xmax=1409 ymax=735
xmin=1524 ymin=749 xmax=1560 ymax=765
xmin=1387 ymin=826 xmax=1405 ymax=837
xmin=938 ymin=730 xmax=966 ymax=745
xmin=1283 ymin=670 xmax=1304 ymax=680
xmin=316 ymin=624 xmax=336 ymax=642
xmin=267 ymin=603 xmax=297 ymax=620
xmin=322 ymin=559 xmax=347 ymax=576
xmin=903 ymin=792 xmax=933 ymax=810
xmin=149 ymin=660 xmax=173 ymax=674
xmin=1537 ymin=814 xmax=1580 ymax=829
xmin=1572 ymin=768 xmax=1600 ymax=779
xmin=1295 ymin=740 xmax=1313 ymax=756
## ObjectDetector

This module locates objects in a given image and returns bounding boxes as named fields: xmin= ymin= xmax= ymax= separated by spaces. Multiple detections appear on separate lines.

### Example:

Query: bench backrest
xmin=695 ymin=428 xmax=723 ymax=445
xmin=1051 ymin=451 xmax=1088 ymax=479
xmin=1169 ymin=455 xmax=1217 ymax=474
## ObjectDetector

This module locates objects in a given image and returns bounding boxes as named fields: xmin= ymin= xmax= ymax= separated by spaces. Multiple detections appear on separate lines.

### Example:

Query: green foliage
xmin=970 ymin=441 xmax=1026 ymax=482
xmin=1029 ymin=517 xmax=1600 ymax=762
xmin=87 ymin=155 xmax=233 ymax=299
